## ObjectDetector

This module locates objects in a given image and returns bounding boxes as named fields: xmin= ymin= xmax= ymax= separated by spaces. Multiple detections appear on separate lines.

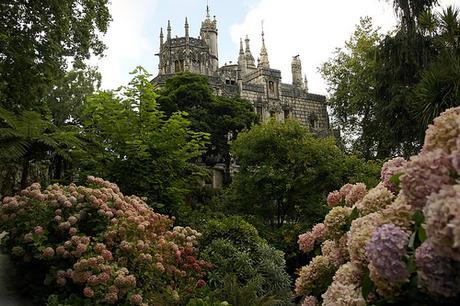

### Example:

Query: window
xmin=268 ymin=81 xmax=274 ymax=93
xmin=270 ymin=111 xmax=276 ymax=118
xmin=284 ymin=110 xmax=290 ymax=119
xmin=174 ymin=60 xmax=184 ymax=72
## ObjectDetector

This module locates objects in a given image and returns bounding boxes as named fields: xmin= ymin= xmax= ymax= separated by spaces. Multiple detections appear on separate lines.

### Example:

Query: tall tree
xmin=321 ymin=17 xmax=381 ymax=158
xmin=0 ymin=0 xmax=111 ymax=112
xmin=227 ymin=119 xmax=379 ymax=230
xmin=157 ymin=73 xmax=258 ymax=184
xmin=413 ymin=6 xmax=460 ymax=128
xmin=81 ymin=68 xmax=209 ymax=217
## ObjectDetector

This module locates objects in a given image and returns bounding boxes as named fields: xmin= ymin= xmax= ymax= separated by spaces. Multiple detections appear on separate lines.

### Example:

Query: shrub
xmin=294 ymin=106 xmax=460 ymax=305
xmin=0 ymin=176 xmax=210 ymax=305
xmin=200 ymin=217 xmax=293 ymax=305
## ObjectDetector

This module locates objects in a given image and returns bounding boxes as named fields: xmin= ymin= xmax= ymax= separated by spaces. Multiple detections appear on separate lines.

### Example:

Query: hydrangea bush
xmin=0 ymin=177 xmax=210 ymax=305
xmin=295 ymin=106 xmax=460 ymax=305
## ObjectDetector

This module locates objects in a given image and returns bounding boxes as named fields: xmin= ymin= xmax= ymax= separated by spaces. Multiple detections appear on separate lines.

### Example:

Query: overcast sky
xmin=93 ymin=0 xmax=458 ymax=95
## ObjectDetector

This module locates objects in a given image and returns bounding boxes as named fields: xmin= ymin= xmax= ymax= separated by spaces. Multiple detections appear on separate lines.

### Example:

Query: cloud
xmin=94 ymin=0 xmax=159 ymax=89
xmin=230 ymin=0 xmax=398 ymax=94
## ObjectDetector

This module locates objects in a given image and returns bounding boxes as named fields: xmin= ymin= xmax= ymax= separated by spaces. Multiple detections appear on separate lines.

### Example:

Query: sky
xmin=94 ymin=0 xmax=459 ymax=95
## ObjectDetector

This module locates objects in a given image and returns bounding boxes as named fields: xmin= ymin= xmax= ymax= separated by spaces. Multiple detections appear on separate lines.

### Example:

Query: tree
xmin=157 ymin=73 xmax=258 ymax=184
xmin=227 ymin=119 xmax=377 ymax=230
xmin=0 ymin=0 xmax=110 ymax=112
xmin=413 ymin=6 xmax=460 ymax=128
xmin=80 ymin=68 xmax=209 ymax=217
xmin=0 ymin=0 xmax=110 ymax=191
xmin=321 ymin=17 xmax=381 ymax=158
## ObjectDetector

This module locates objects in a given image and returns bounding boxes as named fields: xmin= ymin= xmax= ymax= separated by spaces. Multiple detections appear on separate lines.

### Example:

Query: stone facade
xmin=152 ymin=6 xmax=330 ymax=134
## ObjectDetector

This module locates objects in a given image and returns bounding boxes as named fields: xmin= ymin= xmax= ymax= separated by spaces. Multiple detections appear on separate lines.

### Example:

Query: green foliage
xmin=323 ymin=3 xmax=460 ymax=159
xmin=321 ymin=17 xmax=381 ymax=158
xmin=0 ymin=107 xmax=81 ymax=193
xmin=157 ymin=73 xmax=258 ymax=183
xmin=0 ymin=0 xmax=111 ymax=112
xmin=199 ymin=217 xmax=293 ymax=305
xmin=80 ymin=67 xmax=209 ymax=217
xmin=413 ymin=6 xmax=460 ymax=128
xmin=227 ymin=119 xmax=378 ymax=229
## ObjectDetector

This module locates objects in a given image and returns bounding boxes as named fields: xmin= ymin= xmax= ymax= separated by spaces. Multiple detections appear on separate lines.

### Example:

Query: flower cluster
xmin=321 ymin=240 xmax=346 ymax=268
xmin=423 ymin=106 xmax=460 ymax=154
xmin=424 ymin=184 xmax=460 ymax=261
xmin=366 ymin=224 xmax=409 ymax=283
xmin=415 ymin=240 xmax=460 ymax=298
xmin=347 ymin=212 xmax=383 ymax=266
xmin=326 ymin=183 xmax=367 ymax=208
xmin=0 ymin=177 xmax=210 ymax=304
xmin=295 ymin=256 xmax=336 ymax=297
xmin=301 ymin=296 xmax=318 ymax=306
xmin=324 ymin=207 xmax=352 ymax=240
xmin=400 ymin=149 xmax=454 ymax=209
xmin=380 ymin=157 xmax=407 ymax=193
xmin=294 ymin=107 xmax=460 ymax=304
xmin=298 ymin=223 xmax=327 ymax=253
xmin=321 ymin=262 xmax=365 ymax=306
xmin=355 ymin=184 xmax=394 ymax=216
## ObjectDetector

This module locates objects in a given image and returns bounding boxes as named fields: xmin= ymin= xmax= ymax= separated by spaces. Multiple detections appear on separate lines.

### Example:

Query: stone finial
xmin=185 ymin=17 xmax=189 ymax=38
xmin=244 ymin=35 xmax=255 ymax=67
xmin=258 ymin=20 xmax=270 ymax=69
xmin=292 ymin=55 xmax=304 ymax=89
xmin=167 ymin=20 xmax=171 ymax=40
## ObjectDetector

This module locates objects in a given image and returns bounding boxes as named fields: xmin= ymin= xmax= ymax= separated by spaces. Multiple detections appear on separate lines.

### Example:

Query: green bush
xmin=199 ymin=217 xmax=293 ymax=305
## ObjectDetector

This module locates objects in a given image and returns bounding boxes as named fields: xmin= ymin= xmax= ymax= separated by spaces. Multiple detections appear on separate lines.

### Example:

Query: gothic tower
xmin=200 ymin=5 xmax=218 ymax=72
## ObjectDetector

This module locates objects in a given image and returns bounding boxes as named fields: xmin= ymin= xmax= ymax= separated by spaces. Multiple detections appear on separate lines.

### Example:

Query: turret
xmin=245 ymin=35 xmax=255 ymax=68
xmin=291 ymin=55 xmax=304 ymax=89
xmin=258 ymin=21 xmax=270 ymax=69
xmin=200 ymin=4 xmax=218 ymax=71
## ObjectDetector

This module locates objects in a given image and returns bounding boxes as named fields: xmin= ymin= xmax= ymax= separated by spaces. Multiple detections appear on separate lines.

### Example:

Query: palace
xmin=152 ymin=6 xmax=330 ymax=134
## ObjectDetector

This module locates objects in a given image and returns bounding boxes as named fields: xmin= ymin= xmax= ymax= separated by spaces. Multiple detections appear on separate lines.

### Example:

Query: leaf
xmin=412 ymin=209 xmax=425 ymax=227
xmin=349 ymin=207 xmax=360 ymax=222
xmin=417 ymin=226 xmax=427 ymax=242
xmin=361 ymin=267 xmax=375 ymax=300
xmin=389 ymin=172 xmax=403 ymax=186
xmin=408 ymin=231 xmax=416 ymax=249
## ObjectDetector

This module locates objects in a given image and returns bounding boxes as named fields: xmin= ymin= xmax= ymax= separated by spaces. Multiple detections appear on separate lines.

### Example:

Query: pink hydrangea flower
xmin=43 ymin=247 xmax=55 ymax=258
xmin=83 ymin=287 xmax=95 ymax=298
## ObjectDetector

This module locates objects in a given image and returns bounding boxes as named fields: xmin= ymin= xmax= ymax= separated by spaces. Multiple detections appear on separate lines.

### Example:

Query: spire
xmin=206 ymin=0 xmax=210 ymax=19
xmin=185 ymin=17 xmax=189 ymax=38
xmin=245 ymin=35 xmax=255 ymax=67
xmin=238 ymin=37 xmax=247 ymax=75
xmin=258 ymin=20 xmax=269 ymax=69
xmin=304 ymin=74 xmax=309 ymax=92
xmin=167 ymin=20 xmax=171 ymax=40
xmin=160 ymin=27 xmax=164 ymax=46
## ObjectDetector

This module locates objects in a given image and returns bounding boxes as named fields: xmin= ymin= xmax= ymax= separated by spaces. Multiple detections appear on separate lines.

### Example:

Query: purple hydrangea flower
xmin=366 ymin=224 xmax=409 ymax=282
xmin=415 ymin=240 xmax=460 ymax=298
